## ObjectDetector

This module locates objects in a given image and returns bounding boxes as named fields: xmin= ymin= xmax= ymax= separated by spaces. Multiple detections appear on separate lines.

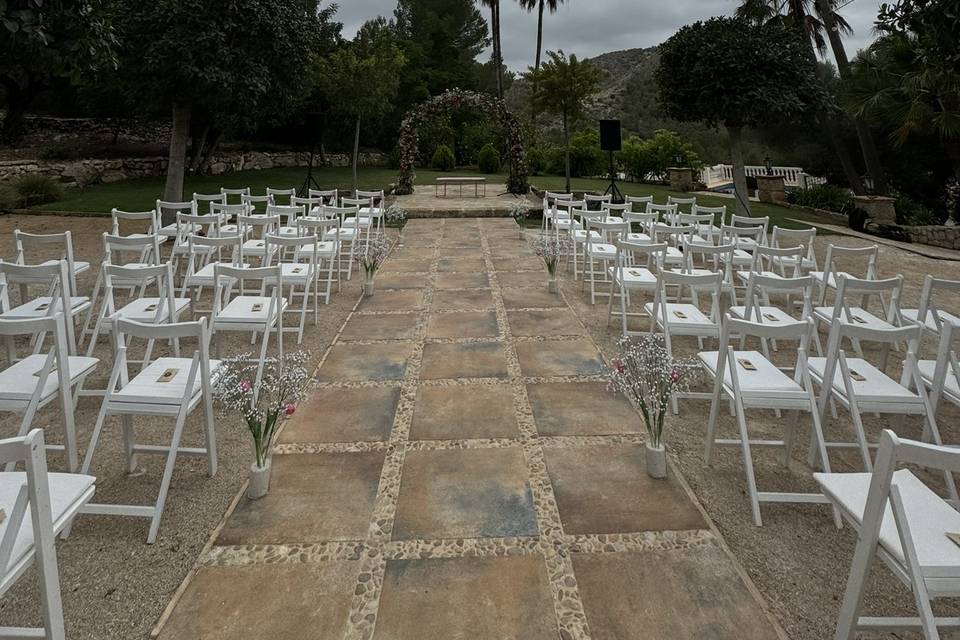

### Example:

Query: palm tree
xmin=737 ymin=0 xmax=887 ymax=193
xmin=518 ymin=0 xmax=565 ymax=80
xmin=479 ymin=0 xmax=504 ymax=100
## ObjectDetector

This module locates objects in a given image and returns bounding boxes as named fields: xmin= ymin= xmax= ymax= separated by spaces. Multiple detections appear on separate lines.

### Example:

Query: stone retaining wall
xmin=901 ymin=224 xmax=960 ymax=250
xmin=0 ymin=150 xmax=389 ymax=188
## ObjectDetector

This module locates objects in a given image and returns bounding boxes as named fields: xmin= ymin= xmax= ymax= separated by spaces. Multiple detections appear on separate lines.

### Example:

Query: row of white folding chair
xmin=0 ymin=428 xmax=94 ymax=640
xmin=0 ymin=313 xmax=98 ymax=473
xmin=79 ymin=315 xmax=218 ymax=544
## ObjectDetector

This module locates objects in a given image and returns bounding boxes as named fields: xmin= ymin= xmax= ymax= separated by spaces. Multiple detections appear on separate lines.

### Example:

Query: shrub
xmin=786 ymin=183 xmax=853 ymax=212
xmin=526 ymin=147 xmax=546 ymax=176
xmin=12 ymin=175 xmax=64 ymax=207
xmin=431 ymin=145 xmax=456 ymax=172
xmin=546 ymin=130 xmax=606 ymax=178
xmin=895 ymin=193 xmax=941 ymax=225
xmin=618 ymin=130 xmax=702 ymax=182
xmin=476 ymin=144 xmax=501 ymax=174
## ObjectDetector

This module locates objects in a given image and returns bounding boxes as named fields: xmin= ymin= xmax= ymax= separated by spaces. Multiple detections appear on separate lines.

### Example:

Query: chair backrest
xmin=325 ymin=205 xmax=361 ymax=224
xmin=657 ymin=269 xmax=723 ymax=324
xmin=210 ymin=202 xmax=251 ymax=226
xmin=241 ymin=193 xmax=274 ymax=212
xmin=624 ymin=211 xmax=659 ymax=231
xmin=614 ymin=240 xmax=666 ymax=270
xmin=265 ymin=187 xmax=296 ymax=205
xmin=355 ymin=189 xmax=385 ymax=209
xmin=587 ymin=218 xmax=629 ymax=244
xmin=112 ymin=316 xmax=212 ymax=391
xmin=0 ymin=428 xmax=66 ymax=589
xmin=297 ymin=215 xmax=340 ymax=239
xmin=667 ymin=195 xmax=697 ymax=213
xmin=264 ymin=234 xmax=318 ymax=270
xmin=111 ymin=209 xmax=159 ymax=237
xmin=720 ymin=223 xmax=765 ymax=247
xmin=626 ymin=195 xmax=654 ymax=208
xmin=176 ymin=212 xmax=221 ymax=242
xmin=822 ymin=244 xmax=880 ymax=288
xmin=291 ymin=196 xmax=323 ymax=214
xmin=832 ymin=274 xmax=903 ymax=326
xmin=102 ymin=262 xmax=178 ymax=324
xmin=192 ymin=192 xmax=225 ymax=213
xmin=719 ymin=314 xmax=815 ymax=381
xmin=584 ymin=194 xmax=611 ymax=210
xmin=681 ymin=242 xmax=735 ymax=279
xmin=156 ymin=200 xmax=197 ymax=226
xmin=731 ymin=214 xmax=770 ymax=234
xmin=12 ymin=230 xmax=82 ymax=296
xmin=602 ymin=202 xmax=632 ymax=217
xmin=239 ymin=213 xmax=281 ymax=237
xmin=771 ymin=226 xmax=817 ymax=268
xmin=220 ymin=187 xmax=251 ymax=205
xmin=557 ymin=199 xmax=586 ymax=215
xmin=102 ymin=232 xmax=162 ymax=268
xmin=677 ymin=212 xmax=715 ymax=235
xmin=741 ymin=273 xmax=815 ymax=322
xmin=910 ymin=275 xmax=960 ymax=335
xmin=544 ymin=191 xmax=573 ymax=205
xmin=647 ymin=202 xmax=678 ymax=223
xmin=266 ymin=204 xmax=303 ymax=228
xmin=212 ymin=264 xmax=284 ymax=324
xmin=0 ymin=264 xmax=76 ymax=354
xmin=692 ymin=204 xmax=726 ymax=224
xmin=308 ymin=189 xmax=339 ymax=205
xmin=653 ymin=223 xmax=695 ymax=245
xmin=748 ymin=244 xmax=805 ymax=277
xmin=185 ymin=234 xmax=243 ymax=271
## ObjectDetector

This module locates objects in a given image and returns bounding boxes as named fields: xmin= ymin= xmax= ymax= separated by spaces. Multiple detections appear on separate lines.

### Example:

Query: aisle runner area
xmin=157 ymin=219 xmax=781 ymax=640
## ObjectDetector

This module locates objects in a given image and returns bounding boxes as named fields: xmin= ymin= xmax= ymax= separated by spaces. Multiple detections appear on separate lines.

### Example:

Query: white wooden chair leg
xmin=146 ymin=407 xmax=189 ymax=544
xmin=122 ymin=414 xmax=137 ymax=473
xmin=734 ymin=395 xmax=763 ymax=526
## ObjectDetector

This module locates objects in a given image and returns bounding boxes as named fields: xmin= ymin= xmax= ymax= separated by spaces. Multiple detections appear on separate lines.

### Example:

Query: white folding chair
xmin=179 ymin=234 xmax=245 ymax=305
xmin=816 ymin=430 xmax=960 ymax=639
xmin=154 ymin=200 xmax=197 ymax=235
xmin=601 ymin=202 xmax=631 ymax=223
xmin=0 ymin=261 xmax=90 ymax=356
xmin=0 ymin=314 xmax=97 ymax=473
xmin=325 ymin=206 xmax=363 ymax=279
xmin=625 ymin=195 xmax=653 ymax=211
xmin=623 ymin=211 xmax=658 ymax=243
xmin=607 ymin=240 xmax=666 ymax=336
xmin=701 ymin=315 xmax=834 ymax=526
xmin=86 ymin=262 xmax=192 ymax=358
xmin=667 ymin=195 xmax=697 ymax=214
xmin=584 ymin=194 xmax=611 ymax=211
xmin=807 ymin=321 xmax=959 ymax=504
xmin=307 ymin=189 xmax=339 ymax=208
xmin=239 ymin=213 xmax=281 ymax=264
xmin=266 ymin=187 xmax=296 ymax=205
xmin=584 ymin=219 xmax=628 ymax=304
xmin=80 ymin=317 xmax=217 ymax=544
xmin=211 ymin=202 xmax=252 ymax=237
xmin=0 ymin=429 xmax=95 ymax=640
xmin=12 ymin=230 xmax=88 ymax=301
xmin=692 ymin=203 xmax=727 ymax=235
xmin=111 ymin=208 xmax=161 ymax=242
xmin=220 ymin=187 xmax=250 ymax=205
xmin=240 ymin=193 xmax=274 ymax=214
xmin=675 ymin=241 xmax=739 ymax=307
xmin=770 ymin=226 xmax=817 ymax=275
xmin=651 ymin=223 xmax=694 ymax=269
xmin=916 ymin=320 xmax=960 ymax=419
xmin=718 ymin=224 xmax=763 ymax=269
xmin=811 ymin=244 xmax=879 ymax=306
xmin=812 ymin=274 xmax=903 ymax=363
xmin=192 ymin=191 xmax=225 ymax=214
xmin=730 ymin=272 xmax=815 ymax=358
xmin=900 ymin=275 xmax=960 ymax=345
xmin=540 ymin=192 xmax=573 ymax=233
xmin=729 ymin=214 xmax=769 ymax=252
xmin=647 ymin=202 xmax=678 ymax=225
xmin=211 ymin=264 xmax=287 ymax=386
xmin=356 ymin=189 xmax=386 ymax=233
xmin=264 ymin=234 xmax=319 ymax=343
xmin=297 ymin=215 xmax=341 ymax=302
xmin=268 ymin=204 xmax=305 ymax=238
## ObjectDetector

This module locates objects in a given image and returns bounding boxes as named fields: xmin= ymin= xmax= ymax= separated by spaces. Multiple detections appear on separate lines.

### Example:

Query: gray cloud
xmin=332 ymin=0 xmax=883 ymax=71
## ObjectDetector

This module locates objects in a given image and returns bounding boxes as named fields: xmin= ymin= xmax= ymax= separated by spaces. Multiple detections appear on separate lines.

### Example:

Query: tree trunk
xmin=196 ymin=129 xmax=223 ymax=175
xmin=563 ymin=112 xmax=571 ymax=193
xmin=727 ymin=124 xmax=752 ymax=216
xmin=531 ymin=0 xmax=545 ymax=118
xmin=352 ymin=114 xmax=361 ymax=196
xmin=163 ymin=101 xmax=192 ymax=214
xmin=824 ymin=116 xmax=866 ymax=194
xmin=492 ymin=1 xmax=503 ymax=101
xmin=816 ymin=0 xmax=887 ymax=194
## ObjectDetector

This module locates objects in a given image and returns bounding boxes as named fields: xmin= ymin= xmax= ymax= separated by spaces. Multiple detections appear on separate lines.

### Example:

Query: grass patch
xmin=31 ymin=166 xmax=826 ymax=230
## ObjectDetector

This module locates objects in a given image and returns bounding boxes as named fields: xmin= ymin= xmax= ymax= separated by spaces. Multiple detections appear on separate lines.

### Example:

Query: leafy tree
xmin=111 ymin=0 xmax=326 ymax=208
xmin=618 ymin=129 xmax=701 ymax=182
xmin=657 ymin=17 xmax=824 ymax=215
xmin=320 ymin=18 xmax=405 ymax=193
xmin=478 ymin=0 xmax=504 ymax=99
xmin=525 ymin=50 xmax=603 ymax=191
xmin=1 ymin=0 xmax=116 ymax=141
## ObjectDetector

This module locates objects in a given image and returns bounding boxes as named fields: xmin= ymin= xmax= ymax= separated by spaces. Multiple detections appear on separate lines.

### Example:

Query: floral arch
xmin=395 ymin=89 xmax=529 ymax=195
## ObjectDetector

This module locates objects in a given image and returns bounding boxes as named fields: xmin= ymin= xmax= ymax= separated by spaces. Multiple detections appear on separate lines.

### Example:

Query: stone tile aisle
xmin=156 ymin=219 xmax=783 ymax=640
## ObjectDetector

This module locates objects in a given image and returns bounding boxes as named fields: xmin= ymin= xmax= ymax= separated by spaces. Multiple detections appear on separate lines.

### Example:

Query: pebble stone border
xmin=196 ymin=219 xmax=719 ymax=640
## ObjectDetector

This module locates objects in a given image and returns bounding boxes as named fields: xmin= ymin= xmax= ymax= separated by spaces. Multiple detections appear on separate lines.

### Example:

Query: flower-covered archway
xmin=395 ymin=89 xmax=528 ymax=195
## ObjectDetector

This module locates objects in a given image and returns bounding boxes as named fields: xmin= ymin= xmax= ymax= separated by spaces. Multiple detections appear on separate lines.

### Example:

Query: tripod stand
xmin=299 ymin=148 xmax=323 ymax=197
xmin=603 ymin=150 xmax=624 ymax=204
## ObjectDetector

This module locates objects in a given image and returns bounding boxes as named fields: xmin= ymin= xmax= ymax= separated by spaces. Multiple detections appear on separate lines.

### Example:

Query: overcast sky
xmin=330 ymin=0 xmax=882 ymax=71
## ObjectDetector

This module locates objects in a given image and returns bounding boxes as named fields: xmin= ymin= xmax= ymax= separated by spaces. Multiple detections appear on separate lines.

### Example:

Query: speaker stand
xmin=603 ymin=150 xmax=624 ymax=204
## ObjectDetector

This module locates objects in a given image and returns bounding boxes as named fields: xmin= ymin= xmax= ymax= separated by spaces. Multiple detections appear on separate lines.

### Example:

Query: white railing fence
xmin=699 ymin=164 xmax=827 ymax=189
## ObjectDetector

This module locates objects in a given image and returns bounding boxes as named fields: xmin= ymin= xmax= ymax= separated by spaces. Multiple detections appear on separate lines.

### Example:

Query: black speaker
xmin=599 ymin=119 xmax=622 ymax=151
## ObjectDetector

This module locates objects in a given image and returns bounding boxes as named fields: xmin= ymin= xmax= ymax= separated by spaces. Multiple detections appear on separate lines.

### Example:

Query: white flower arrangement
xmin=608 ymin=334 xmax=700 ymax=449
xmin=385 ymin=204 xmax=408 ymax=232
xmin=215 ymin=351 xmax=311 ymax=468
xmin=354 ymin=233 xmax=393 ymax=280
xmin=531 ymin=233 xmax=571 ymax=277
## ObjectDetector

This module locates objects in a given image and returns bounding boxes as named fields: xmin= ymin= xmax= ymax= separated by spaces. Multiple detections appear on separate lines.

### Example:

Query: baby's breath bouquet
xmin=215 ymin=351 xmax=310 ymax=469
xmin=355 ymin=233 xmax=393 ymax=294
xmin=510 ymin=201 xmax=530 ymax=238
xmin=531 ymin=233 xmax=571 ymax=292
xmin=608 ymin=335 xmax=699 ymax=452
xmin=385 ymin=204 xmax=408 ymax=236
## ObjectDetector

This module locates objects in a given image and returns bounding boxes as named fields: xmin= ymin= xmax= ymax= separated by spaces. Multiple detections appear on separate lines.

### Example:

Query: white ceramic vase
xmin=645 ymin=443 xmax=667 ymax=479
xmin=548 ymin=277 xmax=559 ymax=294
xmin=247 ymin=459 xmax=272 ymax=500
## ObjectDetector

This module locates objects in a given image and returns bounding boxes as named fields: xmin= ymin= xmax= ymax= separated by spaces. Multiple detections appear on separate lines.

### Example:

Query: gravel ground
xmin=562 ymin=234 xmax=960 ymax=640
xmin=0 ymin=214 xmax=367 ymax=639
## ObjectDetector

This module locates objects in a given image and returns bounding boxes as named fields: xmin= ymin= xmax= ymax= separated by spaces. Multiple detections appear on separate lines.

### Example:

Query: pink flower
xmin=613 ymin=359 xmax=626 ymax=374
xmin=239 ymin=379 xmax=252 ymax=392
xmin=284 ymin=403 xmax=296 ymax=417
xmin=670 ymin=369 xmax=681 ymax=383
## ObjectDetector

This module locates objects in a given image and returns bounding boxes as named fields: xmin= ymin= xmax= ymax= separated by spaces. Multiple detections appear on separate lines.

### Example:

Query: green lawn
xmin=33 ymin=166 xmax=824 ymax=230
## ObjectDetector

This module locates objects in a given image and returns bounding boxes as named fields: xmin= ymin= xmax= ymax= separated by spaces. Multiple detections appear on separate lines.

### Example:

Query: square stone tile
xmin=390 ymin=246 xmax=435 ymax=260
xmin=382 ymin=257 xmax=432 ymax=273
xmin=374 ymin=273 xmax=428 ymax=290
xmin=526 ymin=382 xmax=640 ymax=437
xmin=438 ymin=246 xmax=484 ymax=258
xmin=279 ymin=386 xmax=400 ymax=443
xmin=543 ymin=445 xmax=706 ymax=534
xmin=375 ymin=555 xmax=557 ymax=640
xmin=437 ymin=257 xmax=485 ymax=272
xmin=431 ymin=289 xmax=495 ymax=311
xmin=339 ymin=313 xmax=418 ymax=341
xmin=426 ymin=311 xmax=500 ymax=339
xmin=316 ymin=342 xmax=411 ymax=382
xmin=434 ymin=272 xmax=491 ymax=289
xmin=514 ymin=340 xmax=605 ymax=377
xmin=573 ymin=547 xmax=780 ymax=639
xmin=420 ymin=342 xmax=508 ymax=379
xmin=218 ymin=452 xmax=385 ymax=543
xmin=501 ymin=287 xmax=567 ymax=309
xmin=157 ymin=563 xmax=357 ymax=640
xmin=356 ymin=290 xmax=423 ymax=313
xmin=410 ymin=384 xmax=518 ymax=440
xmin=507 ymin=309 xmax=585 ymax=337
xmin=494 ymin=256 xmax=543 ymax=272
xmin=496 ymin=271 xmax=547 ymax=288
xmin=392 ymin=448 xmax=538 ymax=539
